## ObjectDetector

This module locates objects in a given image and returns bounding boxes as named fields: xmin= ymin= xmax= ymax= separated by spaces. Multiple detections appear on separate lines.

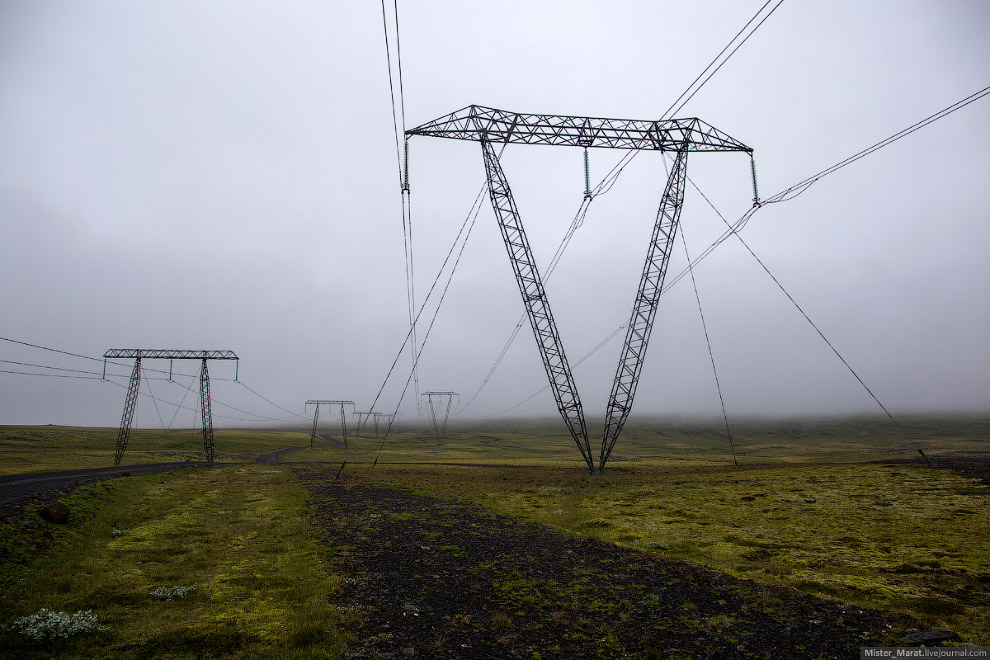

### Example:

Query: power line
xmin=2 ymin=335 xmax=300 ymax=424
xmin=0 ymin=358 xmax=102 ymax=376
xmin=678 ymin=216 xmax=738 ymax=466
xmin=762 ymin=84 xmax=990 ymax=205
xmin=0 ymin=369 xmax=104 ymax=381
xmin=237 ymin=380 xmax=309 ymax=421
xmin=380 ymin=0 xmax=421 ymax=413
xmin=369 ymin=178 xmax=484 ymax=469
xmin=666 ymin=0 xmax=785 ymax=119
xmin=456 ymin=4 xmax=780 ymax=417
xmin=392 ymin=0 xmax=407 ymax=136
xmin=484 ymin=83 xmax=990 ymax=419
xmin=380 ymin=0 xmax=405 ymax=188
xmin=0 ymin=336 xmax=104 ymax=363
xmin=0 ymin=334 xmax=220 ymax=380
xmin=363 ymin=147 xmax=501 ymax=419
xmin=660 ymin=0 xmax=779 ymax=120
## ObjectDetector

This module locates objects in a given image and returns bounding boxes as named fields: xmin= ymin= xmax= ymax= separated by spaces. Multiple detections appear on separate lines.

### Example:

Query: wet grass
xmin=0 ymin=426 xmax=311 ymax=474
xmin=0 ymin=466 xmax=346 ymax=659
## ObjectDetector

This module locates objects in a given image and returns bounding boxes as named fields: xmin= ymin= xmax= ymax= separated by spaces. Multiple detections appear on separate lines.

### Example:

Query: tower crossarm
xmin=104 ymin=349 xmax=238 ymax=360
xmin=406 ymin=105 xmax=752 ymax=153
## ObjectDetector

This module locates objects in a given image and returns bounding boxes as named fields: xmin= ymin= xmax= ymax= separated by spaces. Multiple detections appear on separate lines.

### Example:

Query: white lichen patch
xmin=5 ymin=608 xmax=106 ymax=640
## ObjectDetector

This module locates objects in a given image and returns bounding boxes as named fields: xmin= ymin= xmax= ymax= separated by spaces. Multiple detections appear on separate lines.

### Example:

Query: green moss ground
xmin=2 ymin=418 xmax=987 ymax=651
xmin=0 ymin=426 xmax=311 ymax=474
xmin=358 ymin=459 xmax=989 ymax=644
xmin=0 ymin=466 xmax=345 ymax=659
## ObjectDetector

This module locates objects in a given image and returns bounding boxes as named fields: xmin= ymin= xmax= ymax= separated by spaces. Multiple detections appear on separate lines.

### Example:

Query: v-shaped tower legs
xmin=481 ymin=140 xmax=689 ymax=474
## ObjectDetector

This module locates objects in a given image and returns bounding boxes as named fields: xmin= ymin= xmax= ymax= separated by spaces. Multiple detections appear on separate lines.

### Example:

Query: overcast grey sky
xmin=1 ymin=0 xmax=988 ymax=430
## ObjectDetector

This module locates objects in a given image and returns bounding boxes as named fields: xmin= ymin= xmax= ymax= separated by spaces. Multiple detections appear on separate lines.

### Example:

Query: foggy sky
xmin=1 ymin=0 xmax=988 ymax=429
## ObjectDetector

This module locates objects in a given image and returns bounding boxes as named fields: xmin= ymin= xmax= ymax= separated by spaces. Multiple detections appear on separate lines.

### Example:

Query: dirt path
xmin=300 ymin=469 xmax=913 ymax=660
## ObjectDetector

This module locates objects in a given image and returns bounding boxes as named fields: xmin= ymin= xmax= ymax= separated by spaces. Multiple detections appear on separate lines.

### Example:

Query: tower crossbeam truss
xmin=407 ymin=106 xmax=751 ymax=474
xmin=407 ymin=106 xmax=752 ymax=153
xmin=104 ymin=349 xmax=238 ymax=465
xmin=104 ymin=349 xmax=238 ymax=360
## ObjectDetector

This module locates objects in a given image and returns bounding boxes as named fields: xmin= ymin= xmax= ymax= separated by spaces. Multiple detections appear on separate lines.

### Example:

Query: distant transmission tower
xmin=305 ymin=400 xmax=354 ymax=449
xmin=354 ymin=411 xmax=388 ymax=438
xmin=104 ymin=349 xmax=239 ymax=465
xmin=372 ymin=412 xmax=389 ymax=438
xmin=353 ymin=411 xmax=370 ymax=437
xmin=407 ymin=106 xmax=754 ymax=474
xmin=421 ymin=391 xmax=459 ymax=446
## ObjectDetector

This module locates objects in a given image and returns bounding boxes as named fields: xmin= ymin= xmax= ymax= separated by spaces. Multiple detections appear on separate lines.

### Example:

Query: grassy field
xmin=0 ymin=426 xmax=312 ymax=474
xmin=1 ymin=417 xmax=988 ymax=654
xmin=0 ymin=465 xmax=345 ymax=659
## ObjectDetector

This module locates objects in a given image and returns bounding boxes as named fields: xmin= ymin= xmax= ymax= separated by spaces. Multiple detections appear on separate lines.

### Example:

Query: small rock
xmin=401 ymin=647 xmax=416 ymax=657
xmin=22 ymin=520 xmax=37 ymax=529
xmin=39 ymin=502 xmax=69 ymax=524
xmin=903 ymin=630 xmax=957 ymax=646
xmin=121 ymin=472 xmax=131 ymax=477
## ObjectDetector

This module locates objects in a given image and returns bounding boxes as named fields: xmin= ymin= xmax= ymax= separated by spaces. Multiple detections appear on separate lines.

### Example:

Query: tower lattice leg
xmin=427 ymin=394 xmax=440 ymax=445
xmin=115 ymin=357 xmax=142 ymax=465
xmin=441 ymin=395 xmax=453 ymax=444
xmin=310 ymin=405 xmax=320 ymax=448
xmin=600 ymin=147 xmax=690 ymax=473
xmin=481 ymin=139 xmax=593 ymax=471
xmin=339 ymin=406 xmax=348 ymax=451
xmin=199 ymin=358 xmax=215 ymax=462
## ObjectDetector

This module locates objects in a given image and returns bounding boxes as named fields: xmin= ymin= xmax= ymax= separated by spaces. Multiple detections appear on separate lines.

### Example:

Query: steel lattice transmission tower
xmin=421 ymin=391 xmax=459 ymax=446
xmin=103 ymin=349 xmax=239 ymax=465
xmin=407 ymin=106 xmax=753 ymax=474
xmin=305 ymin=400 xmax=354 ymax=449
xmin=354 ymin=411 xmax=390 ymax=438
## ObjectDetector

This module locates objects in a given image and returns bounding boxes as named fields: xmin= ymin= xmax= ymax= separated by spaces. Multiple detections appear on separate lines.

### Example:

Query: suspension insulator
xmin=750 ymin=153 xmax=760 ymax=206
xmin=583 ymin=147 xmax=591 ymax=198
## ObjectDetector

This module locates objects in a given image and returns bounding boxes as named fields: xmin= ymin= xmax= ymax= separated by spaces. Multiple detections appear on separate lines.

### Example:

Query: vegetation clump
xmin=149 ymin=584 xmax=197 ymax=601
xmin=5 ymin=608 xmax=105 ymax=641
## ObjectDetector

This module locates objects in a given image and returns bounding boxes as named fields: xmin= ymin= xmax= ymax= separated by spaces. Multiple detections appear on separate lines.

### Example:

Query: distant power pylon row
xmin=407 ymin=105 xmax=755 ymax=474
xmin=104 ymin=349 xmax=239 ymax=465
xmin=422 ymin=391 xmax=458 ymax=445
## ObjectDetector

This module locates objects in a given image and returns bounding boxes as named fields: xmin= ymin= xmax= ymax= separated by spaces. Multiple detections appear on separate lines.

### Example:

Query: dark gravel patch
xmin=872 ymin=452 xmax=990 ymax=485
xmin=299 ymin=469 xmax=915 ymax=660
